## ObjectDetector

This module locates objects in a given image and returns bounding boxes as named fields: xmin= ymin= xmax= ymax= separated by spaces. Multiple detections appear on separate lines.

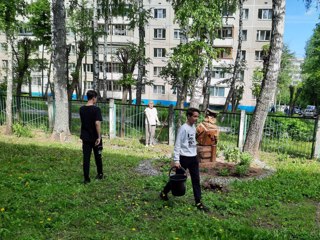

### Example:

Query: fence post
xmin=47 ymin=96 xmax=54 ymax=131
xmin=109 ymin=99 xmax=116 ymax=139
xmin=238 ymin=110 xmax=246 ymax=151
xmin=313 ymin=116 xmax=320 ymax=158
xmin=168 ymin=104 xmax=175 ymax=146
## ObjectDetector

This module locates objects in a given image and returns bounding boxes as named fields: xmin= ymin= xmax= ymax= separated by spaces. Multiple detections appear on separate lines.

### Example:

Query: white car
xmin=303 ymin=105 xmax=317 ymax=118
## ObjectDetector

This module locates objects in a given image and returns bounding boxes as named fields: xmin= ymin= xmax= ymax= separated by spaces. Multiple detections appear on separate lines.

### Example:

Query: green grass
xmin=0 ymin=133 xmax=320 ymax=239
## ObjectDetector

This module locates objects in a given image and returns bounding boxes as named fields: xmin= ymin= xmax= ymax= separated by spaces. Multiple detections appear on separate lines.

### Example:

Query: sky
xmin=284 ymin=0 xmax=320 ymax=59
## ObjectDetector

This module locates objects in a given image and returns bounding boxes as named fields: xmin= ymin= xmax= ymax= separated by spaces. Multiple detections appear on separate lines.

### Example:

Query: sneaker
xmin=95 ymin=174 xmax=104 ymax=180
xmin=196 ymin=202 xmax=209 ymax=212
xmin=159 ymin=191 xmax=169 ymax=201
xmin=145 ymin=144 xmax=149 ymax=147
xmin=83 ymin=178 xmax=91 ymax=184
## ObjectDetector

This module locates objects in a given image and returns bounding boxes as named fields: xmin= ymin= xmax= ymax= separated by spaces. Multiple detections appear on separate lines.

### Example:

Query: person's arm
xmin=155 ymin=108 xmax=160 ymax=125
xmin=95 ymin=120 xmax=101 ymax=146
xmin=173 ymin=127 xmax=184 ymax=168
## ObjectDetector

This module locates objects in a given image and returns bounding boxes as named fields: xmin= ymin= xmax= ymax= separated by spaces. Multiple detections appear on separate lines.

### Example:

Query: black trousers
xmin=163 ymin=155 xmax=201 ymax=203
xmin=82 ymin=141 xmax=103 ymax=181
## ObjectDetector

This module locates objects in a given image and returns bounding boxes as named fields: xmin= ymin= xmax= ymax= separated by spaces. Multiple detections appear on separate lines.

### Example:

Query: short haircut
xmin=87 ymin=90 xmax=98 ymax=100
xmin=186 ymin=107 xmax=200 ymax=117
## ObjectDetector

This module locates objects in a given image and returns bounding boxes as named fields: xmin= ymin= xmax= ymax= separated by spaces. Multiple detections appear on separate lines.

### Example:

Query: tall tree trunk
xmin=223 ymin=0 xmax=244 ymax=112
xmin=243 ymin=0 xmax=285 ymax=159
xmin=136 ymin=0 xmax=145 ymax=105
xmin=202 ymin=62 xmax=212 ymax=111
xmin=92 ymin=0 xmax=100 ymax=97
xmin=102 ymin=16 xmax=109 ymax=100
xmin=83 ymin=54 xmax=88 ymax=100
xmin=189 ymin=78 xmax=203 ymax=109
xmin=5 ymin=36 xmax=13 ymax=135
xmin=41 ymin=45 xmax=45 ymax=97
xmin=51 ymin=0 xmax=71 ymax=141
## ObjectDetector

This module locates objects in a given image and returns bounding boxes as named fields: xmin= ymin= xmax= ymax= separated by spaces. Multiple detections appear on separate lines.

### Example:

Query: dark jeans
xmin=82 ymin=141 xmax=103 ymax=181
xmin=163 ymin=155 xmax=201 ymax=203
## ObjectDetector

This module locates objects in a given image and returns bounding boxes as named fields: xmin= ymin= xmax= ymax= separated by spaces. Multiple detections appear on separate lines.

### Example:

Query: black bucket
xmin=169 ymin=167 xmax=187 ymax=196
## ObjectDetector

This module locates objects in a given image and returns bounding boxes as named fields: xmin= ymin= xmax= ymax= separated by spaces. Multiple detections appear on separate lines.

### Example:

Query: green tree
xmin=300 ymin=22 xmax=320 ymax=107
xmin=0 ymin=0 xmax=26 ymax=134
xmin=27 ymin=0 xmax=51 ymax=97
xmin=68 ymin=0 xmax=93 ymax=100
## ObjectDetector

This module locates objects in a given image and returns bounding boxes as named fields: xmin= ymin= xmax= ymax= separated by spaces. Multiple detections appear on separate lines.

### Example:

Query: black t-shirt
xmin=80 ymin=105 xmax=103 ymax=142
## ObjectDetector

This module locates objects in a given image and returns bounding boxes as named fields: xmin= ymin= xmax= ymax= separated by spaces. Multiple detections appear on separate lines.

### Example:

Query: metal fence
xmin=0 ymin=95 xmax=317 ymax=158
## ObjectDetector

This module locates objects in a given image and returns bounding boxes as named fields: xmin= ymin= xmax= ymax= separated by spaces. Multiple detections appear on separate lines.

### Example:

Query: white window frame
xmin=113 ymin=24 xmax=128 ymax=36
xmin=242 ymin=9 xmax=249 ymax=20
xmin=241 ymin=30 xmax=247 ymax=41
xmin=258 ymin=9 xmax=272 ymax=20
xmin=174 ymin=29 xmax=181 ymax=39
xmin=210 ymin=87 xmax=225 ymax=97
xmin=153 ymin=66 xmax=164 ymax=76
xmin=255 ymin=51 xmax=264 ymax=61
xmin=2 ymin=60 xmax=8 ymax=68
xmin=256 ymin=30 xmax=271 ymax=41
xmin=153 ymin=85 xmax=165 ymax=94
xmin=240 ymin=50 xmax=246 ymax=61
xmin=154 ymin=29 xmax=166 ymax=39
xmin=154 ymin=48 xmax=166 ymax=58
xmin=154 ymin=9 xmax=166 ymax=19
xmin=212 ymin=68 xmax=226 ymax=79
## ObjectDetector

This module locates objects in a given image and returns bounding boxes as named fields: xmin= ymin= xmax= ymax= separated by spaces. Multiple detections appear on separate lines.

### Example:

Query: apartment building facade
xmin=0 ymin=0 xmax=272 ymax=111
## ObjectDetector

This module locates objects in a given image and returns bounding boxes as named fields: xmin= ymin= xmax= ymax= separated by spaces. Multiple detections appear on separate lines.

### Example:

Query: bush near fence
xmin=0 ymin=95 xmax=317 ymax=158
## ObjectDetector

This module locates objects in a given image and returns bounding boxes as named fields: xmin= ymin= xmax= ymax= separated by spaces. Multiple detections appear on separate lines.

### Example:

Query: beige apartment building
xmin=0 ymin=0 xmax=272 ymax=111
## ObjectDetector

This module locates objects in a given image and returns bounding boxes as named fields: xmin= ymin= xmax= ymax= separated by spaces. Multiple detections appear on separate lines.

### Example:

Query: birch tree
xmin=243 ymin=0 xmax=286 ymax=158
xmin=51 ymin=0 xmax=71 ymax=141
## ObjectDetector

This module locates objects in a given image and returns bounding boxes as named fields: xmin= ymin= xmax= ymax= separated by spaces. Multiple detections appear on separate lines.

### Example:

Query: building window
xmin=240 ymin=50 xmax=246 ymax=60
xmin=154 ymin=29 xmax=166 ymax=39
xmin=237 ymin=71 xmax=244 ymax=81
xmin=83 ymin=64 xmax=93 ymax=72
xmin=113 ymin=24 xmax=128 ymax=36
xmin=68 ymin=63 xmax=76 ymax=72
xmin=217 ymin=27 xmax=233 ymax=38
xmin=106 ymin=80 xmax=121 ymax=91
xmin=242 ymin=9 xmax=249 ymax=20
xmin=32 ymin=76 xmax=42 ymax=85
xmin=153 ymin=85 xmax=165 ymax=94
xmin=212 ymin=68 xmax=226 ymax=79
xmin=153 ymin=67 xmax=164 ymax=76
xmin=241 ymin=30 xmax=247 ymax=41
xmin=210 ymin=87 xmax=225 ymax=97
xmin=0 ymin=43 xmax=8 ymax=52
xmin=85 ymin=81 xmax=93 ymax=89
xmin=258 ymin=9 xmax=272 ymax=20
xmin=255 ymin=50 xmax=264 ymax=61
xmin=2 ymin=60 xmax=8 ymax=68
xmin=105 ymin=62 xmax=122 ymax=73
xmin=174 ymin=29 xmax=181 ymax=39
xmin=256 ymin=30 xmax=271 ymax=41
xmin=154 ymin=9 xmax=166 ymax=19
xmin=216 ymin=48 xmax=232 ymax=59
xmin=154 ymin=48 xmax=166 ymax=58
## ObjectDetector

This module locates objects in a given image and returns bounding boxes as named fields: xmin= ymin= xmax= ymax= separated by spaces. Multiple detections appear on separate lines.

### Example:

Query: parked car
xmin=303 ymin=105 xmax=318 ymax=118
xmin=293 ymin=106 xmax=302 ymax=115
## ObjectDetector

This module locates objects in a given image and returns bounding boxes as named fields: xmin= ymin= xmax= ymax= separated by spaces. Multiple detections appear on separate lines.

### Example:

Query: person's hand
xmin=95 ymin=138 xmax=101 ymax=146
xmin=174 ymin=162 xmax=181 ymax=169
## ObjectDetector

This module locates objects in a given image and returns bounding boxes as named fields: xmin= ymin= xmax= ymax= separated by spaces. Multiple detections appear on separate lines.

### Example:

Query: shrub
xmin=239 ymin=152 xmax=253 ymax=166
xmin=218 ymin=168 xmax=230 ymax=176
xmin=235 ymin=164 xmax=249 ymax=177
xmin=12 ymin=123 xmax=33 ymax=138
xmin=224 ymin=147 xmax=240 ymax=163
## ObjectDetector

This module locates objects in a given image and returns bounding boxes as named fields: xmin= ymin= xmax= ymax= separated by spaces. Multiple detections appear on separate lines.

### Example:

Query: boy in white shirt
xmin=144 ymin=101 xmax=160 ymax=147
xmin=159 ymin=108 xmax=209 ymax=212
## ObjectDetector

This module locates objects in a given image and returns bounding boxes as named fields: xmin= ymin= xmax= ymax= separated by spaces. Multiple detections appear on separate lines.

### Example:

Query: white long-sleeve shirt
xmin=173 ymin=123 xmax=197 ymax=162
xmin=144 ymin=107 xmax=159 ymax=125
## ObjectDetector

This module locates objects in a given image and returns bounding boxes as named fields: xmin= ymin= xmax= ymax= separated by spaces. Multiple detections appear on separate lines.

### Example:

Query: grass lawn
xmin=0 ymin=130 xmax=320 ymax=239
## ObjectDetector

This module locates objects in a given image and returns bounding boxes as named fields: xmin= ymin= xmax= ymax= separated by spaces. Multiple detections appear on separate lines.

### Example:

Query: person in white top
xmin=159 ymin=108 xmax=209 ymax=212
xmin=144 ymin=101 xmax=160 ymax=147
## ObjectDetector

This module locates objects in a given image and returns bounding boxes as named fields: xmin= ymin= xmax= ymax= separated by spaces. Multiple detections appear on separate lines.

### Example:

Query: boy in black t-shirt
xmin=80 ymin=90 xmax=103 ymax=184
